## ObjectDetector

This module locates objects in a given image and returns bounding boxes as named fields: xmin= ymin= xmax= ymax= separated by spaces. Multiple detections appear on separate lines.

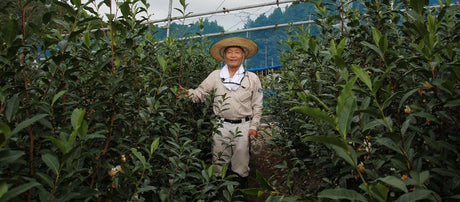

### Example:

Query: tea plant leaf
xmin=375 ymin=137 xmax=403 ymax=155
xmin=42 ymin=153 xmax=60 ymax=175
xmin=71 ymin=108 xmax=85 ymax=129
xmin=399 ymin=88 xmax=419 ymax=108
xmin=395 ymin=189 xmax=432 ymax=202
xmin=363 ymin=119 xmax=387 ymax=132
xmin=0 ymin=122 xmax=11 ymax=147
xmin=221 ymin=163 xmax=228 ymax=179
xmin=303 ymin=136 xmax=356 ymax=166
xmin=51 ymin=90 xmax=66 ymax=107
xmin=401 ymin=116 xmax=414 ymax=136
xmin=443 ymin=99 xmax=460 ymax=107
xmin=256 ymin=170 xmax=274 ymax=191
xmin=6 ymin=94 xmax=19 ymax=122
xmin=337 ymin=96 xmax=357 ymax=137
xmin=351 ymin=65 xmax=372 ymax=92
xmin=0 ymin=181 xmax=7 ymax=199
xmin=131 ymin=148 xmax=146 ymax=169
xmin=331 ymin=144 xmax=357 ymax=167
xmin=410 ymin=170 xmax=430 ymax=185
xmin=46 ymin=136 xmax=68 ymax=154
xmin=290 ymin=106 xmax=335 ymax=127
xmin=150 ymin=137 xmax=160 ymax=156
xmin=11 ymin=114 xmax=48 ymax=136
xmin=0 ymin=182 xmax=41 ymax=201
xmin=368 ymin=183 xmax=389 ymax=202
xmin=336 ymin=77 xmax=357 ymax=137
xmin=317 ymin=188 xmax=367 ymax=202
xmin=35 ymin=172 xmax=54 ymax=188
xmin=241 ymin=188 xmax=265 ymax=196
xmin=135 ymin=186 xmax=156 ymax=194
xmin=361 ymin=41 xmax=384 ymax=60
xmin=377 ymin=176 xmax=408 ymax=193
xmin=0 ymin=149 xmax=25 ymax=165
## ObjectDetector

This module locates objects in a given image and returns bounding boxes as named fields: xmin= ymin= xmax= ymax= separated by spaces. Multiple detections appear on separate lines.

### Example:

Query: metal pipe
xmin=177 ymin=20 xmax=316 ymax=40
xmin=144 ymin=0 xmax=298 ymax=25
xmin=166 ymin=0 xmax=173 ymax=37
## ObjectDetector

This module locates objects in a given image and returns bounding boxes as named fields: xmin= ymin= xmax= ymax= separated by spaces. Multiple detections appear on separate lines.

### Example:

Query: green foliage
xmin=264 ymin=0 xmax=459 ymax=201
xmin=0 ymin=0 xmax=234 ymax=200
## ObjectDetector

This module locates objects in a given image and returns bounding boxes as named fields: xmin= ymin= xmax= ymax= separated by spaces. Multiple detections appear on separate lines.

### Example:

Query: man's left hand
xmin=249 ymin=129 xmax=258 ymax=141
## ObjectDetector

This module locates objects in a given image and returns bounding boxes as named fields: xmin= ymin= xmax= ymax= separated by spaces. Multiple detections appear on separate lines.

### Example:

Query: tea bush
xmin=263 ymin=0 xmax=459 ymax=201
xmin=0 ymin=0 xmax=241 ymax=201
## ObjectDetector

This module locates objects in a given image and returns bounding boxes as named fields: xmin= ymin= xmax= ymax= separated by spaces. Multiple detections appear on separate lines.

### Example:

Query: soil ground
xmin=244 ymin=123 xmax=285 ymax=202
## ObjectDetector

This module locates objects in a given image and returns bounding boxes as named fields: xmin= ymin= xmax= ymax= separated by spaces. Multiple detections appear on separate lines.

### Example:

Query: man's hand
xmin=248 ymin=129 xmax=258 ymax=141
xmin=177 ymin=84 xmax=188 ymax=98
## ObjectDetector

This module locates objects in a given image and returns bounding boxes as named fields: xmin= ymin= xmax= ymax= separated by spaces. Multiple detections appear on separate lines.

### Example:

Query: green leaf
xmin=369 ymin=183 xmax=389 ymax=202
xmin=241 ymin=188 xmax=265 ymax=196
xmin=410 ymin=170 xmax=430 ymax=185
xmin=395 ymin=189 xmax=432 ymax=202
xmin=372 ymin=27 xmax=382 ymax=48
xmin=4 ymin=18 xmax=19 ymax=47
xmin=351 ymin=64 xmax=372 ymax=92
xmin=375 ymin=137 xmax=403 ymax=155
xmin=0 ymin=150 xmax=25 ymax=165
xmin=399 ymin=88 xmax=419 ymax=108
xmin=221 ymin=163 xmax=228 ymax=179
xmin=51 ymin=90 xmax=66 ymax=107
xmin=444 ymin=99 xmax=460 ymax=107
xmin=35 ymin=172 xmax=54 ymax=188
xmin=46 ymin=136 xmax=68 ymax=154
xmin=0 ymin=122 xmax=11 ymax=147
xmin=255 ymin=170 xmax=273 ymax=191
xmin=11 ymin=114 xmax=48 ymax=135
xmin=71 ymin=0 xmax=81 ymax=8
xmin=42 ymin=153 xmax=60 ymax=175
xmin=318 ymin=188 xmax=367 ymax=202
xmin=0 ymin=182 xmax=41 ymax=201
xmin=336 ymin=77 xmax=357 ymax=137
xmin=401 ymin=116 xmax=413 ymax=136
xmin=83 ymin=31 xmax=91 ymax=49
xmin=0 ymin=181 xmax=7 ymax=199
xmin=290 ymin=106 xmax=335 ymax=127
xmin=363 ymin=119 xmax=386 ymax=131
xmin=303 ymin=136 xmax=356 ymax=166
xmin=131 ymin=148 xmax=146 ymax=169
xmin=6 ymin=94 xmax=19 ymax=122
xmin=119 ymin=1 xmax=131 ymax=18
xmin=150 ymin=137 xmax=160 ymax=156
xmin=361 ymin=41 xmax=384 ymax=60
xmin=333 ymin=144 xmax=357 ymax=167
xmin=157 ymin=55 xmax=168 ymax=73
xmin=135 ymin=186 xmax=156 ymax=194
xmin=71 ymin=108 xmax=85 ymax=129
xmin=377 ymin=176 xmax=408 ymax=193
xmin=207 ymin=165 xmax=214 ymax=179
xmin=337 ymin=95 xmax=357 ymax=137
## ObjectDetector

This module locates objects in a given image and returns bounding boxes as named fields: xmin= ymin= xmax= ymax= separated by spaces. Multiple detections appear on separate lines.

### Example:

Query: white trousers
xmin=212 ymin=121 xmax=250 ymax=177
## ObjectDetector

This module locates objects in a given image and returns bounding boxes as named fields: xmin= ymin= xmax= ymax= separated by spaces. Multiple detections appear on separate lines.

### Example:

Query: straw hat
xmin=210 ymin=37 xmax=258 ymax=61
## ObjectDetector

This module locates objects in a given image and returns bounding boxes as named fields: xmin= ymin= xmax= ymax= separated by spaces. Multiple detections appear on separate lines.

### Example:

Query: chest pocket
xmin=238 ymin=77 xmax=252 ymax=103
xmin=238 ymin=90 xmax=252 ymax=103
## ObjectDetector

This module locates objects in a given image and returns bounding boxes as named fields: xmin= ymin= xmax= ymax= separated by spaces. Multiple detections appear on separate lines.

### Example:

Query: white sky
xmin=88 ymin=0 xmax=287 ymax=31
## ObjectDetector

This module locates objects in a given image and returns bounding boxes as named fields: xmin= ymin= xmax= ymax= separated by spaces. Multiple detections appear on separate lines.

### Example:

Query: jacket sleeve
xmin=188 ymin=70 xmax=218 ymax=103
xmin=250 ymin=73 xmax=263 ymax=131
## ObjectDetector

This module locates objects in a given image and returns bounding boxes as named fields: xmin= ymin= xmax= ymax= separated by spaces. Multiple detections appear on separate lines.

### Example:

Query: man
xmin=181 ymin=37 xmax=263 ymax=187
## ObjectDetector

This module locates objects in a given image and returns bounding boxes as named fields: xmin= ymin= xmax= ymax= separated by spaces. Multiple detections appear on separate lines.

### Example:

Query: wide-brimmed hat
xmin=210 ymin=37 xmax=258 ymax=61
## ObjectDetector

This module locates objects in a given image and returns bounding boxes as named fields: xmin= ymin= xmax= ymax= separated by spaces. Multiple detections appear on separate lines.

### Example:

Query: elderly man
xmin=182 ymin=37 xmax=263 ymax=188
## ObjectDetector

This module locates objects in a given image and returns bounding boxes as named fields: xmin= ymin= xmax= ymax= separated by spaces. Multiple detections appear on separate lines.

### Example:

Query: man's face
xmin=224 ymin=47 xmax=245 ymax=69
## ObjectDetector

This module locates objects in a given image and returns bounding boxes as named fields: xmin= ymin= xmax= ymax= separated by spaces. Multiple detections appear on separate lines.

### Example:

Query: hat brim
xmin=210 ymin=37 xmax=258 ymax=62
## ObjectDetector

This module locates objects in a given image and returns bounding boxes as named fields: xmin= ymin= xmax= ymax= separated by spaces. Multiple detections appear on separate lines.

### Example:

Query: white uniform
xmin=188 ymin=69 xmax=263 ymax=177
